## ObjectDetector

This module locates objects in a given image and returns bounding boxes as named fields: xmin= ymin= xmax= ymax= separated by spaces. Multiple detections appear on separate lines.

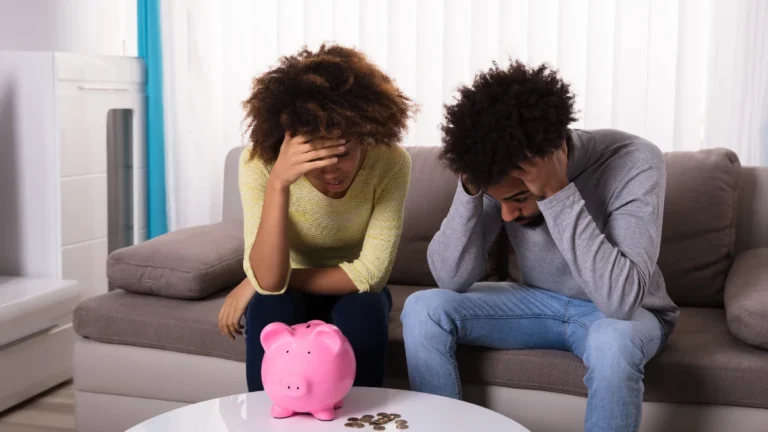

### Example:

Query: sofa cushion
xmin=388 ymin=146 xmax=504 ymax=286
xmin=73 ymin=289 xmax=244 ymax=361
xmin=74 ymin=285 xmax=768 ymax=409
xmin=107 ymin=221 xmax=246 ymax=300
xmin=724 ymin=248 xmax=768 ymax=350
xmin=657 ymin=148 xmax=741 ymax=307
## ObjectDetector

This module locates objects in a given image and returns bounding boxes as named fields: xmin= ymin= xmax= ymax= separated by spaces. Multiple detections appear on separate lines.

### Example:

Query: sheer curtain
xmin=160 ymin=0 xmax=768 ymax=231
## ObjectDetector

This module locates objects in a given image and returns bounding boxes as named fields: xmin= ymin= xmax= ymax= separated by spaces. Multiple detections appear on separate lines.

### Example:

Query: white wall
xmin=0 ymin=0 xmax=137 ymax=56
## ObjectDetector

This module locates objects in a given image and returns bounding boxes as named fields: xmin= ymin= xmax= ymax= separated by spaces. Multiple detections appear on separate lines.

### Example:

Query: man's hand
xmin=512 ymin=142 xmax=569 ymax=199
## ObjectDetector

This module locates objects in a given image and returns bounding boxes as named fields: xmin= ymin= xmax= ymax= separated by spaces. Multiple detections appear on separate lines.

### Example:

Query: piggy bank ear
xmin=311 ymin=324 xmax=344 ymax=353
xmin=260 ymin=322 xmax=294 ymax=351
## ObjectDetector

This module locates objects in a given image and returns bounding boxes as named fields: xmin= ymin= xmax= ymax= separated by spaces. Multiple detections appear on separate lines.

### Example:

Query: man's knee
xmin=584 ymin=319 xmax=644 ymax=376
xmin=401 ymin=289 xmax=461 ymax=333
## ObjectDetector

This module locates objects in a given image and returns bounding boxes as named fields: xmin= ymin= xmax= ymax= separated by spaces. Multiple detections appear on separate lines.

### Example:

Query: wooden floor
xmin=0 ymin=381 xmax=75 ymax=432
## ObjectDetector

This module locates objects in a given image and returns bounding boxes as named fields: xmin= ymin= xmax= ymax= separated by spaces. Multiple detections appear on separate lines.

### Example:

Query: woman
xmin=217 ymin=43 xmax=416 ymax=391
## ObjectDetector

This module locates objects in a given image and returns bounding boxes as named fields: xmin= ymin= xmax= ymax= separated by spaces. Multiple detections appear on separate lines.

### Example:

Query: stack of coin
xmin=343 ymin=417 xmax=365 ymax=429
xmin=344 ymin=413 xmax=409 ymax=429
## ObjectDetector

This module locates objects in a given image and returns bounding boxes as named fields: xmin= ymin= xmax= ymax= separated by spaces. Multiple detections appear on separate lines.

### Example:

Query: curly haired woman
xmin=217 ymin=44 xmax=417 ymax=392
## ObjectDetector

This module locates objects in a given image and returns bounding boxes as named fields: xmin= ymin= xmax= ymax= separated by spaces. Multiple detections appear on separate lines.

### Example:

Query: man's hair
xmin=243 ymin=43 xmax=417 ymax=163
xmin=439 ymin=60 xmax=577 ymax=188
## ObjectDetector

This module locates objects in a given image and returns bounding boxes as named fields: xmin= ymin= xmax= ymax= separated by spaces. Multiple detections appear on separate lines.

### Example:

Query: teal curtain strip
xmin=138 ymin=0 xmax=168 ymax=238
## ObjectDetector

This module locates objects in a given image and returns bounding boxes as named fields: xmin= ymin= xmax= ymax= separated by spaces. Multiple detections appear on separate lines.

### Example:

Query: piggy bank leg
xmin=333 ymin=399 xmax=344 ymax=409
xmin=311 ymin=408 xmax=336 ymax=421
xmin=271 ymin=405 xmax=295 ymax=419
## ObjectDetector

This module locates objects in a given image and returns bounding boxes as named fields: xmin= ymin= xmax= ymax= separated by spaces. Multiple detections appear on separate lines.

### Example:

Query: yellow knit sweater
xmin=239 ymin=144 xmax=411 ymax=295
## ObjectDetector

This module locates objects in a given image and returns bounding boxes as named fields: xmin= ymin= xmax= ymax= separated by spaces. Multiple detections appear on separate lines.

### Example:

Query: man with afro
xmin=400 ymin=60 xmax=679 ymax=432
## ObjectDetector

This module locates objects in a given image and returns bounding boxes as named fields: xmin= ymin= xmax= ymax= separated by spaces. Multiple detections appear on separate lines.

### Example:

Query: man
xmin=400 ymin=60 xmax=680 ymax=432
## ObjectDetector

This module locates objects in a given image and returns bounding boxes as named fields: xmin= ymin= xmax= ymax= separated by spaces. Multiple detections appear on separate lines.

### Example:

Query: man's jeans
xmin=400 ymin=282 xmax=667 ymax=432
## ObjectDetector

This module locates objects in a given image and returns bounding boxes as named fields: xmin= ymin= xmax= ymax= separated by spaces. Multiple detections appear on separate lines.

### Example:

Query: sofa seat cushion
xmin=74 ymin=289 xmax=244 ymax=362
xmin=74 ymin=287 xmax=768 ymax=409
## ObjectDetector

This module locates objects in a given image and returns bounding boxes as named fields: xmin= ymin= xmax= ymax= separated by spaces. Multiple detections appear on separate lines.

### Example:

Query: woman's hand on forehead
xmin=306 ymin=136 xmax=348 ymax=150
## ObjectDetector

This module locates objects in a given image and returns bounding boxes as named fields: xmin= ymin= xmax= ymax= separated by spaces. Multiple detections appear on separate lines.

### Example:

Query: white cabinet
xmin=0 ymin=51 xmax=147 ymax=300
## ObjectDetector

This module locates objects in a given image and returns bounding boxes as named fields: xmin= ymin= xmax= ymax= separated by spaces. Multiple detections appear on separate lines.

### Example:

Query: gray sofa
xmin=72 ymin=144 xmax=768 ymax=432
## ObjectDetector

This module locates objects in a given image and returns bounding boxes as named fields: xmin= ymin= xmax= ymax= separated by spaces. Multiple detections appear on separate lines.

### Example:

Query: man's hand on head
xmin=512 ymin=142 xmax=569 ymax=200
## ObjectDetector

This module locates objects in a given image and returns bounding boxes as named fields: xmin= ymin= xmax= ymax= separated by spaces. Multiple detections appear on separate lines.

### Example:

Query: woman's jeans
xmin=244 ymin=286 xmax=393 ymax=392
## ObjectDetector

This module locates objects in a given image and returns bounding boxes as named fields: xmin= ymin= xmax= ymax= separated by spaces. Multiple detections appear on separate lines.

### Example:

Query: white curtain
xmin=160 ymin=0 xmax=768 ymax=231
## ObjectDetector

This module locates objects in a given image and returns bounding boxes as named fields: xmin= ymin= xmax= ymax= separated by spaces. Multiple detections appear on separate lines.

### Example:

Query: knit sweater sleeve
xmin=238 ymin=148 xmax=291 ymax=295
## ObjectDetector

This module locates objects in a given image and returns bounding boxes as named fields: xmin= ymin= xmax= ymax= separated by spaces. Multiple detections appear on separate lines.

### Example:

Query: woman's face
xmin=304 ymin=137 xmax=366 ymax=199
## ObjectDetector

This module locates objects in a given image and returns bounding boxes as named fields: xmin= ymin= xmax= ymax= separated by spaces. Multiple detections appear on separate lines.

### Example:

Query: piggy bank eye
xmin=285 ymin=350 xmax=289 ymax=353
xmin=307 ymin=351 xmax=311 ymax=354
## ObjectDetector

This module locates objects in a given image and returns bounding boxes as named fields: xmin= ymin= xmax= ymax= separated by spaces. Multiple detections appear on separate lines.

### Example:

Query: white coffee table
xmin=126 ymin=387 xmax=529 ymax=431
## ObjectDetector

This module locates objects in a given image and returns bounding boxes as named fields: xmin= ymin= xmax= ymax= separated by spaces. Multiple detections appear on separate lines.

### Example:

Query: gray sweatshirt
xmin=427 ymin=128 xmax=680 ymax=335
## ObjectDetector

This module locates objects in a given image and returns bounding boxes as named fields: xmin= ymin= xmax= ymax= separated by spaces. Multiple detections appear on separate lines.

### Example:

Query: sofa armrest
xmin=107 ymin=220 xmax=245 ymax=300
xmin=724 ymin=248 xmax=768 ymax=350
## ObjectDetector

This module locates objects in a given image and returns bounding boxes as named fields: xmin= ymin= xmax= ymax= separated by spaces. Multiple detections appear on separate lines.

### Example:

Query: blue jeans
xmin=245 ymin=286 xmax=393 ymax=392
xmin=400 ymin=282 xmax=667 ymax=432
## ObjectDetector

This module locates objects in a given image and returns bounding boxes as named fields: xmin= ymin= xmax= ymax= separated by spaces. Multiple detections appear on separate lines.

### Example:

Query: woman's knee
xmin=331 ymin=291 xmax=390 ymax=344
xmin=333 ymin=290 xmax=390 ymax=323
xmin=245 ymin=292 xmax=297 ymax=329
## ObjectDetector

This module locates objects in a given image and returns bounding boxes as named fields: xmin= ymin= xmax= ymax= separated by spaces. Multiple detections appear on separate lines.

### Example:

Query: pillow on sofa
xmin=658 ymin=148 xmax=741 ymax=307
xmin=724 ymin=248 xmax=768 ymax=350
xmin=107 ymin=221 xmax=246 ymax=300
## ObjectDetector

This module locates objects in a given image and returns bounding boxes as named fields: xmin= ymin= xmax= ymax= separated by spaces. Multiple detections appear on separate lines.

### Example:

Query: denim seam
xmin=639 ymin=335 xmax=664 ymax=361
xmin=562 ymin=299 xmax=572 ymax=350
xmin=453 ymin=313 xmax=564 ymax=322
xmin=430 ymin=316 xmax=465 ymax=400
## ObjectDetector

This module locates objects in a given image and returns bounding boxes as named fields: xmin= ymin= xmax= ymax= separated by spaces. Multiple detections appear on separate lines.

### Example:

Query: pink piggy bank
xmin=260 ymin=320 xmax=356 ymax=420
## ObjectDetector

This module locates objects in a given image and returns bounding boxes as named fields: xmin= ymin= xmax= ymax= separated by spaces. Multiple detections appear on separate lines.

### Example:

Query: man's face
xmin=484 ymin=171 xmax=546 ymax=229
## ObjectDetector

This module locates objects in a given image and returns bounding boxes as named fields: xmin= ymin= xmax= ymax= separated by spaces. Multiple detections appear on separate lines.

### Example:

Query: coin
xmin=395 ymin=420 xmax=408 ymax=425
xmin=344 ymin=423 xmax=355 ymax=428
xmin=391 ymin=413 xmax=402 ymax=419
xmin=361 ymin=415 xmax=374 ymax=420
xmin=377 ymin=412 xmax=388 ymax=417
xmin=397 ymin=425 xmax=410 ymax=430
xmin=373 ymin=426 xmax=385 ymax=431
xmin=347 ymin=417 xmax=360 ymax=422
xmin=352 ymin=422 xmax=364 ymax=429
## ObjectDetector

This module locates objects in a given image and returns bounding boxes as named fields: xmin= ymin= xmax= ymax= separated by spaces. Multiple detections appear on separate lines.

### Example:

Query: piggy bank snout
xmin=280 ymin=377 xmax=309 ymax=397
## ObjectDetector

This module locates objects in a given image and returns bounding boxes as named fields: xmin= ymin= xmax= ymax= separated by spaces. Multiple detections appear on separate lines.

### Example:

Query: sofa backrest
xmin=222 ymin=146 xmax=245 ymax=225
xmin=221 ymin=144 xmax=768 ymax=309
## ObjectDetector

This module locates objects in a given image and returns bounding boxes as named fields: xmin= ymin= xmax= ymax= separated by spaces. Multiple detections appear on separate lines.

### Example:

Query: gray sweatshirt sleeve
xmin=427 ymin=179 xmax=504 ymax=292
xmin=537 ymin=145 xmax=666 ymax=320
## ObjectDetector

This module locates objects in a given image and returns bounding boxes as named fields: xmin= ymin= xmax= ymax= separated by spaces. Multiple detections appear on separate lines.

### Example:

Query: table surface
xmin=126 ymin=387 xmax=530 ymax=432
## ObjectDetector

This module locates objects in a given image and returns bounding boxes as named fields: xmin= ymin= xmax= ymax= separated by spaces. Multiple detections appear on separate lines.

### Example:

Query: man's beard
xmin=513 ymin=212 xmax=546 ymax=230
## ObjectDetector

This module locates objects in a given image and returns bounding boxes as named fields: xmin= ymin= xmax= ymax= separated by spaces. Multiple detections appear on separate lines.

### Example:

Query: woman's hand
xmin=218 ymin=278 xmax=257 ymax=341
xmin=269 ymin=132 xmax=348 ymax=188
